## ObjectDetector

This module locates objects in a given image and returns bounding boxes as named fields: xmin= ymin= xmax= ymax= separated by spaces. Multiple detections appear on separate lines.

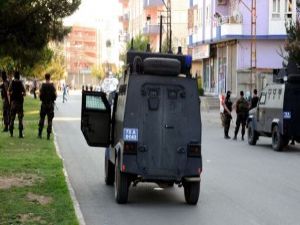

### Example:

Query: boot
xmin=2 ymin=126 xmax=8 ymax=132
xmin=233 ymin=135 xmax=237 ymax=140
xmin=47 ymin=133 xmax=50 ymax=140
xmin=19 ymin=130 xmax=24 ymax=138
xmin=9 ymin=128 xmax=13 ymax=137
xmin=241 ymin=135 xmax=244 ymax=141
xmin=38 ymin=129 xmax=42 ymax=139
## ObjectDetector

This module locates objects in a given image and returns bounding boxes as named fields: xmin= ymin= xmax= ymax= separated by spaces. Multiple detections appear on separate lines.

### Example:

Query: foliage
xmin=0 ymin=0 xmax=80 ymax=75
xmin=0 ymin=96 xmax=79 ymax=225
xmin=284 ymin=19 xmax=300 ymax=62
xmin=91 ymin=64 xmax=105 ymax=80
xmin=197 ymin=76 xmax=204 ymax=96
xmin=120 ymin=34 xmax=150 ymax=63
xmin=161 ymin=37 xmax=175 ymax=54
xmin=44 ymin=52 xmax=66 ymax=81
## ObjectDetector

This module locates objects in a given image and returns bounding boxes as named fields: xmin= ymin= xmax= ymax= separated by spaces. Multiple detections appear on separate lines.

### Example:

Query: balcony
xmin=216 ymin=15 xmax=243 ymax=38
xmin=143 ymin=0 xmax=164 ymax=9
xmin=143 ymin=24 xmax=160 ymax=35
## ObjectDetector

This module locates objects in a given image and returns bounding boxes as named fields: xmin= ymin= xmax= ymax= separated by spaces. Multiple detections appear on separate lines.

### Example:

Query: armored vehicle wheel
xmin=248 ymin=120 xmax=258 ymax=145
xmin=115 ymin=157 xmax=130 ymax=204
xmin=183 ymin=181 xmax=200 ymax=205
xmin=105 ymin=149 xmax=115 ymax=185
xmin=272 ymin=125 xmax=284 ymax=152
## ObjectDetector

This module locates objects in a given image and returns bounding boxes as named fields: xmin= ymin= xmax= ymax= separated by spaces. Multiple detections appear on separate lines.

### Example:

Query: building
xmin=65 ymin=25 xmax=98 ymax=89
xmin=119 ymin=0 xmax=188 ymax=53
xmin=188 ymin=0 xmax=297 ymax=96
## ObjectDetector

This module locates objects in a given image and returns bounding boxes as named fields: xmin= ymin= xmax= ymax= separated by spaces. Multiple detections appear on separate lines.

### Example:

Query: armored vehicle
xmin=81 ymin=50 xmax=202 ymax=204
xmin=247 ymin=62 xmax=300 ymax=151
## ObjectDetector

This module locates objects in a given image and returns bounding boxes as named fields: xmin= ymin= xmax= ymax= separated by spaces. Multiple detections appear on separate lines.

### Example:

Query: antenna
xmin=130 ymin=38 xmax=134 ymax=50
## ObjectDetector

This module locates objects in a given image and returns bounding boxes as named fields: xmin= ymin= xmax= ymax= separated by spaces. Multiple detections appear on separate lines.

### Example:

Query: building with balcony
xmin=119 ymin=0 xmax=188 ymax=53
xmin=188 ymin=0 xmax=297 ymax=96
xmin=64 ymin=26 xmax=98 ymax=89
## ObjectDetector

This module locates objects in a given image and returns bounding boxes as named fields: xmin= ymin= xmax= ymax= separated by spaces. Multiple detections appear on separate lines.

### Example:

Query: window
xmin=259 ymin=93 xmax=267 ymax=105
xmin=86 ymin=95 xmax=106 ymax=110
xmin=272 ymin=0 xmax=281 ymax=19
xmin=285 ymin=0 xmax=293 ymax=18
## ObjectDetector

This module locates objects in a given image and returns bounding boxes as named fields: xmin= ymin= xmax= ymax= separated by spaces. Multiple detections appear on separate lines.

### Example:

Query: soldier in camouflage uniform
xmin=8 ymin=71 xmax=26 ymax=138
xmin=38 ymin=73 xmax=57 ymax=140
xmin=1 ymin=71 xmax=10 ymax=132
xmin=233 ymin=91 xmax=249 ymax=141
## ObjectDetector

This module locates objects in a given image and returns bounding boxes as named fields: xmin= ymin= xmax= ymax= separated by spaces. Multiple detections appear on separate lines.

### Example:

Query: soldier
xmin=233 ymin=91 xmax=249 ymax=140
xmin=250 ymin=89 xmax=259 ymax=110
xmin=1 ymin=71 xmax=10 ymax=132
xmin=38 ymin=73 xmax=57 ymax=140
xmin=222 ymin=91 xmax=233 ymax=139
xmin=8 ymin=71 xmax=26 ymax=138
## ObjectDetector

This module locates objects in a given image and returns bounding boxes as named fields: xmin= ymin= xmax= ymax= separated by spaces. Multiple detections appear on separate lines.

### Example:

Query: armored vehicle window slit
xmin=259 ymin=93 xmax=267 ymax=105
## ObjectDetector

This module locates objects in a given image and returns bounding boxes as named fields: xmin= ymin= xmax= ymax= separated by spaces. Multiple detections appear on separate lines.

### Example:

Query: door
xmin=256 ymin=92 xmax=267 ymax=131
xmin=81 ymin=90 xmax=111 ymax=147
xmin=139 ymin=84 xmax=187 ymax=175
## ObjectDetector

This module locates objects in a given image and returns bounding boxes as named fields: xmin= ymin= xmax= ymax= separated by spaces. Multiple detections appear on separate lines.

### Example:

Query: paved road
xmin=53 ymin=92 xmax=300 ymax=225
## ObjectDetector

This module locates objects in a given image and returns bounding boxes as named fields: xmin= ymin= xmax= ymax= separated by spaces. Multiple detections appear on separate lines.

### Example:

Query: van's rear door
xmin=81 ymin=90 xmax=111 ymax=147
xmin=140 ymin=83 xmax=188 ymax=176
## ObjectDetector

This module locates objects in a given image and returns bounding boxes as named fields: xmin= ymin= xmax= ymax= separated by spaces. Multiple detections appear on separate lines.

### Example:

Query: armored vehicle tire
xmin=272 ymin=125 xmax=284 ymax=152
xmin=105 ymin=150 xmax=115 ymax=185
xmin=248 ymin=120 xmax=258 ymax=145
xmin=115 ymin=157 xmax=130 ymax=204
xmin=183 ymin=181 xmax=200 ymax=205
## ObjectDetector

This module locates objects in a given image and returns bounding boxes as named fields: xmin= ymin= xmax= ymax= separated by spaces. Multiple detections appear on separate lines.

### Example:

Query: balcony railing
xmin=143 ymin=0 xmax=164 ymax=9
xmin=216 ymin=14 xmax=243 ymax=26
xmin=215 ymin=14 xmax=243 ymax=38
xmin=143 ymin=24 xmax=160 ymax=35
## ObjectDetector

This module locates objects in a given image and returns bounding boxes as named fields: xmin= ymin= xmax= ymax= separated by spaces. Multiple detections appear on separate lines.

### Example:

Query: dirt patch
xmin=27 ymin=192 xmax=53 ymax=205
xmin=0 ymin=174 xmax=42 ymax=190
xmin=18 ymin=213 xmax=46 ymax=224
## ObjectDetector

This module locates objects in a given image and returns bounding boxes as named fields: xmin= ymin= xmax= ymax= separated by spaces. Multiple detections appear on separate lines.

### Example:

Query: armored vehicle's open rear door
xmin=81 ymin=91 xmax=111 ymax=147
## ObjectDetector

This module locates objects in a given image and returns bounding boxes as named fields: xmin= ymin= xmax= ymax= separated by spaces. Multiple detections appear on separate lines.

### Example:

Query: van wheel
xmin=105 ymin=149 xmax=114 ymax=185
xmin=248 ymin=120 xmax=258 ymax=145
xmin=272 ymin=125 xmax=284 ymax=151
xmin=183 ymin=181 xmax=200 ymax=205
xmin=114 ymin=157 xmax=130 ymax=204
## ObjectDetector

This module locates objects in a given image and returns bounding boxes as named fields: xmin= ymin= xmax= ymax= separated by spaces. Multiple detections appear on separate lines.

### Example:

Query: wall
xmin=237 ymin=40 xmax=285 ymax=70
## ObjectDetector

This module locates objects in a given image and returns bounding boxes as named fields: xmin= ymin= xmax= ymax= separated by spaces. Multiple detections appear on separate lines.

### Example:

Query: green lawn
xmin=0 ymin=96 xmax=79 ymax=225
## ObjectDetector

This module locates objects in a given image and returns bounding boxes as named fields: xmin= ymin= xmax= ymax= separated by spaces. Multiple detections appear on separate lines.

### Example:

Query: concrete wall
xmin=237 ymin=40 xmax=285 ymax=70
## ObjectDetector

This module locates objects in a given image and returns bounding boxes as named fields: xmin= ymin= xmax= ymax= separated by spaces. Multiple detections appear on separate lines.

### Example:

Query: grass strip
xmin=0 ymin=96 xmax=79 ymax=225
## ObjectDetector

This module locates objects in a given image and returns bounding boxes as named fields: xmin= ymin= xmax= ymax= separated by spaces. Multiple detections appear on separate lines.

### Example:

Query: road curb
xmin=53 ymin=130 xmax=86 ymax=225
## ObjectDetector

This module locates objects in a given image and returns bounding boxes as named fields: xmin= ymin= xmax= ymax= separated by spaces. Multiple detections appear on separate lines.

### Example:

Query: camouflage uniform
xmin=38 ymin=82 xmax=57 ymax=139
xmin=8 ymin=78 xmax=26 ymax=138
xmin=234 ymin=96 xmax=249 ymax=140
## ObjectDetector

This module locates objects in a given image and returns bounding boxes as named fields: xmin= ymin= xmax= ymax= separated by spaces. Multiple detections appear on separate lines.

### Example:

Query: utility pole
xmin=239 ymin=0 xmax=257 ymax=91
xmin=162 ymin=0 xmax=172 ymax=53
xmin=250 ymin=0 xmax=257 ymax=92
xmin=159 ymin=15 xmax=163 ymax=53
xmin=167 ymin=0 xmax=172 ymax=53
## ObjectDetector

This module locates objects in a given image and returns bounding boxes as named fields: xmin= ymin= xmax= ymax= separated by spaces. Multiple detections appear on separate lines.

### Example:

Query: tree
xmin=161 ymin=37 xmax=175 ymax=54
xmin=284 ymin=18 xmax=300 ymax=62
xmin=91 ymin=64 xmax=105 ymax=80
xmin=120 ymin=34 xmax=150 ymax=63
xmin=0 ymin=0 xmax=80 ymax=72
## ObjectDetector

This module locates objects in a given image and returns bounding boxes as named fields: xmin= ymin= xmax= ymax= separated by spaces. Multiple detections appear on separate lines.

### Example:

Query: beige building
xmin=119 ymin=0 xmax=188 ymax=53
